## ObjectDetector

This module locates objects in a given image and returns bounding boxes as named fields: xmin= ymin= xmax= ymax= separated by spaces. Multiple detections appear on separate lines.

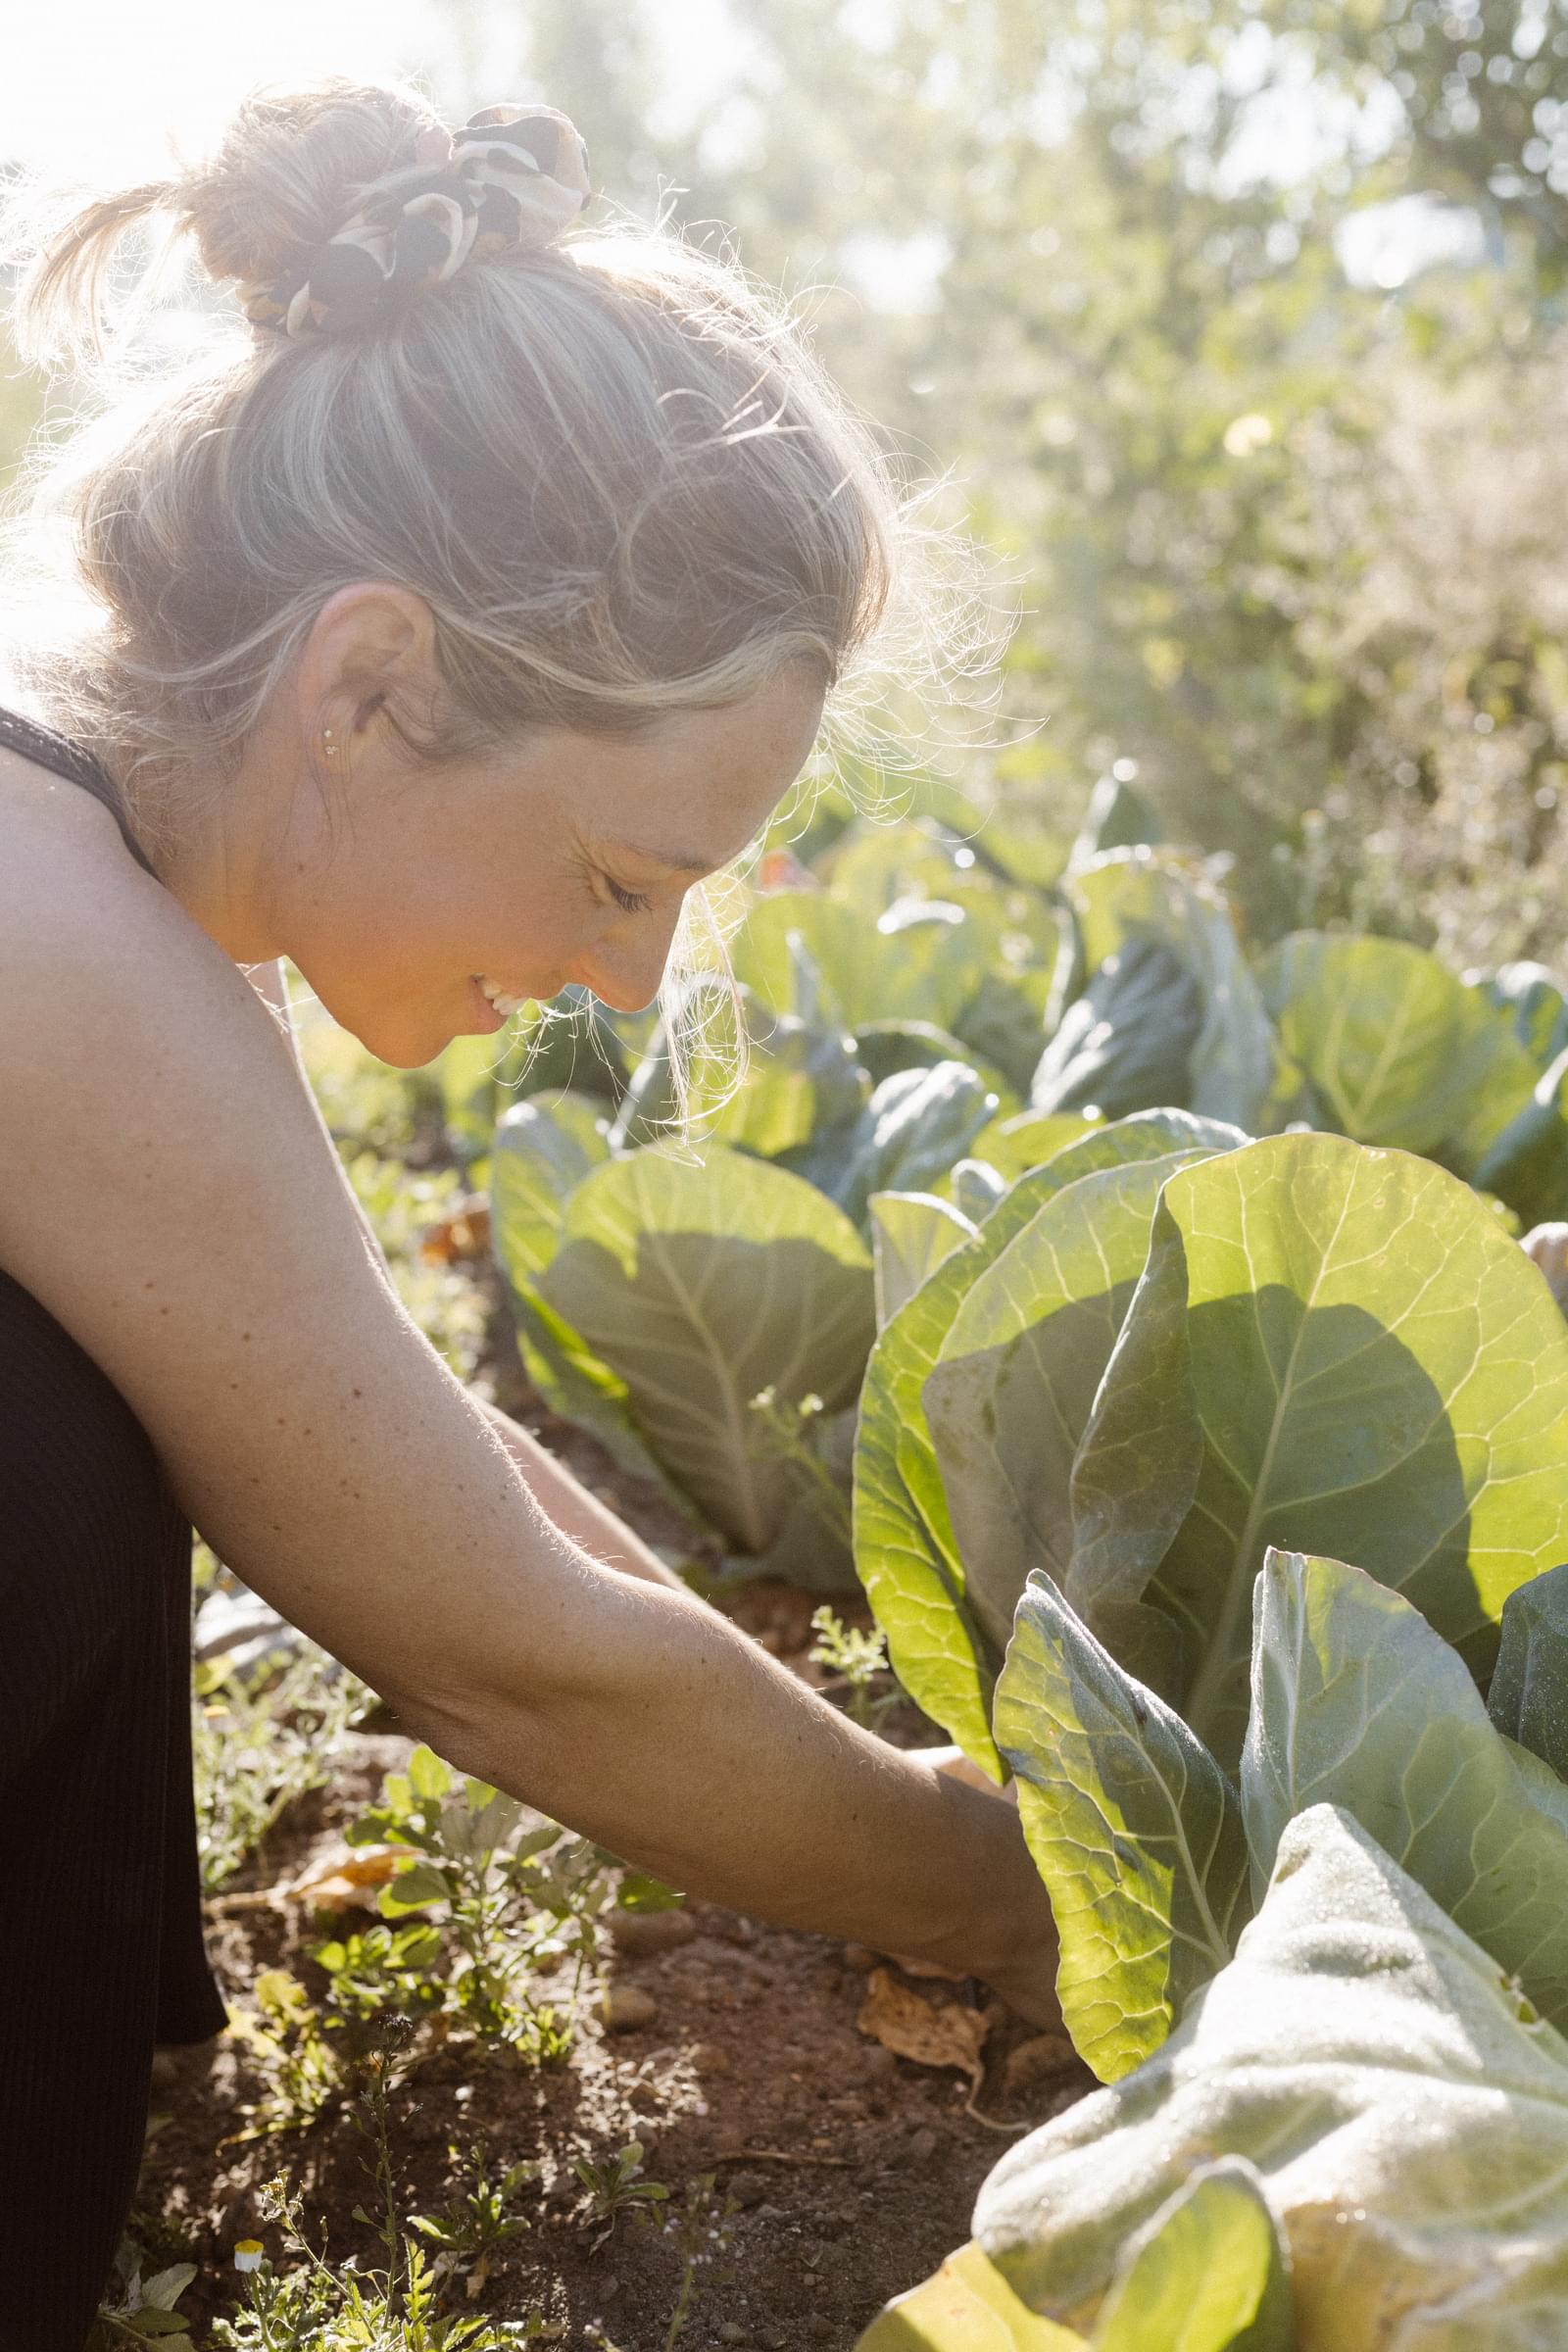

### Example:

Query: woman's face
xmin=274 ymin=660 xmax=827 ymax=1069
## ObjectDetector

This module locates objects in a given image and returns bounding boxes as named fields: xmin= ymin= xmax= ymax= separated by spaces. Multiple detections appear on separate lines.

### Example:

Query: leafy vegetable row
xmin=473 ymin=800 xmax=1568 ymax=1591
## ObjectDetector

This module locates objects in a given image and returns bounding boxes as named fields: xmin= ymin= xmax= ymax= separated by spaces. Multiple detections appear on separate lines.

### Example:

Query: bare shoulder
xmin=0 ymin=748 xmax=526 ymax=1710
xmin=0 ymin=744 xmax=297 ymax=1158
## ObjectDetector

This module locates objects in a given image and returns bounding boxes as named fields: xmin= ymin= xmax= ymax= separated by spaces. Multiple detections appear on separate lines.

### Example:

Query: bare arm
xmin=0 ymin=858 xmax=1057 ymax=2018
xmin=248 ymin=956 xmax=684 ymax=1592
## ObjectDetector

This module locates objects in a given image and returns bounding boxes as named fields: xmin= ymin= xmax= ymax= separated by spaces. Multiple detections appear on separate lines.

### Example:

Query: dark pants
xmin=0 ymin=1266 xmax=224 ymax=2350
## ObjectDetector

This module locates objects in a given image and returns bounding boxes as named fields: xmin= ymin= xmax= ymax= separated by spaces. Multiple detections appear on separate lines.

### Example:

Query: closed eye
xmin=606 ymin=877 xmax=653 ymax=914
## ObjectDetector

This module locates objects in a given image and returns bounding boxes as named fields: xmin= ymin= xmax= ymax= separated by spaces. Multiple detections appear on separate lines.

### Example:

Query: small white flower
xmin=233 ymin=2240 xmax=265 ymax=2274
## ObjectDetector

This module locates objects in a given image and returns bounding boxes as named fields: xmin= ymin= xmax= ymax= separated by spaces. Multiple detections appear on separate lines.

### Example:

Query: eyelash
xmin=605 ymin=877 xmax=652 ymax=915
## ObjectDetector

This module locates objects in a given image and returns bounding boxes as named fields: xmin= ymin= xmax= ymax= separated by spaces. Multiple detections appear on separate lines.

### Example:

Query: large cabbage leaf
xmin=1243 ymin=1550 xmax=1568 ymax=2032
xmin=853 ymin=1113 xmax=1249 ymax=1775
xmin=797 ymin=1061 xmax=1002 ymax=1229
xmin=1031 ymin=936 xmax=1205 ymax=1121
xmin=731 ymin=889 xmax=989 ymax=1035
xmin=1471 ymin=1044 xmax=1568 ymax=1230
xmin=1259 ymin=931 xmax=1537 ymax=1170
xmin=1469 ymin=959 xmax=1568 ymax=1074
xmin=489 ymin=1095 xmax=665 ymax=1483
xmin=976 ymin=1804 xmax=1568 ymax=2350
xmin=1092 ymin=2159 xmax=1291 ymax=2352
xmin=1066 ymin=1133 xmax=1568 ymax=1765
xmin=1056 ymin=851 xmax=1282 ymax=1133
xmin=995 ymin=1573 xmax=1251 ymax=2083
xmin=538 ymin=1146 xmax=873 ymax=1558
xmin=870 ymin=1192 xmax=976 ymax=1328
xmin=923 ymin=1140 xmax=1233 ymax=1651
xmin=1489 ymin=1559 xmax=1568 ymax=1779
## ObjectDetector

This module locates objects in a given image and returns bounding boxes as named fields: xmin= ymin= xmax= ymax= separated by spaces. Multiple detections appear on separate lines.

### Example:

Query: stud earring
xmin=322 ymin=726 xmax=337 ymax=760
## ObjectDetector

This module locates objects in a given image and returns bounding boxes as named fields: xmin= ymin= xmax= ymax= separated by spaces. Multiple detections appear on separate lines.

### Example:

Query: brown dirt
xmin=130 ymin=1260 xmax=1092 ymax=2349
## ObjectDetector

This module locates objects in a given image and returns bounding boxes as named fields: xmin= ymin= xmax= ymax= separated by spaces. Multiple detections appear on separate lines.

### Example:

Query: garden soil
xmin=132 ymin=1280 xmax=1092 ymax=2350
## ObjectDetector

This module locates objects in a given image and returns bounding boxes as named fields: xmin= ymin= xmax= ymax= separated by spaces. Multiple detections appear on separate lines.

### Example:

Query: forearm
xmin=409 ymin=1541 xmax=1057 ymax=2015
xmin=476 ymin=1401 xmax=687 ymax=1591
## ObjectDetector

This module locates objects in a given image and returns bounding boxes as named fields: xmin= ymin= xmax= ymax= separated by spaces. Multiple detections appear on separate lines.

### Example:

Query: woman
xmin=0 ymin=77 xmax=1057 ymax=2343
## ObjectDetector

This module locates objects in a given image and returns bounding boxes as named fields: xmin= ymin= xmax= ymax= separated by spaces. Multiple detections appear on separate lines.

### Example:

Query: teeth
xmin=477 ymin=976 xmax=526 ymax=1018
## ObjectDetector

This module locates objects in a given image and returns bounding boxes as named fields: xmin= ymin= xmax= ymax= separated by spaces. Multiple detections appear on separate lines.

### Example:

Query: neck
xmin=119 ymin=732 xmax=294 ymax=965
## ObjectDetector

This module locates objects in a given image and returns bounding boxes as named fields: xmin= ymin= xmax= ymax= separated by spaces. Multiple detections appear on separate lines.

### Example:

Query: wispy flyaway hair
xmin=0 ymin=74 xmax=999 ymax=863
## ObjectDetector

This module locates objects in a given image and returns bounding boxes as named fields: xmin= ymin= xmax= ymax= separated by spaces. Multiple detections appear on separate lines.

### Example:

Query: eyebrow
xmin=612 ymin=838 xmax=715 ymax=876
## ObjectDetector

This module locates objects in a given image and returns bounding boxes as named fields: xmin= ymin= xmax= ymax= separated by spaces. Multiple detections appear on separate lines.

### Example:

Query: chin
xmin=337 ymin=1008 xmax=453 ymax=1070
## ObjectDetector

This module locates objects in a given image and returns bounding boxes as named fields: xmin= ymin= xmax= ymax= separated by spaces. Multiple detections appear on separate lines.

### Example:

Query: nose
xmin=570 ymin=917 xmax=680 ymax=1017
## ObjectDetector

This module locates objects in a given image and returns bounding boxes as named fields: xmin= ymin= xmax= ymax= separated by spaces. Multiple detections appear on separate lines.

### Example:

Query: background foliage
xmin=5 ymin=0 xmax=1568 ymax=963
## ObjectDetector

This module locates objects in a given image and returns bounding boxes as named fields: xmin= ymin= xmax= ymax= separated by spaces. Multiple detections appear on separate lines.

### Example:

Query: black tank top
xmin=0 ymin=702 xmax=157 ymax=878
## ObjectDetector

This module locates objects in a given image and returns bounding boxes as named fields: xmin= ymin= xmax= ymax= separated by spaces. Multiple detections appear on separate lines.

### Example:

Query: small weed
xmin=91 ymin=2241 xmax=198 ymax=2350
xmin=573 ymin=2140 xmax=670 ymax=2248
xmin=194 ymin=1645 xmax=368 ymax=1893
xmin=410 ymin=2144 xmax=537 ymax=2288
xmin=214 ymin=2038 xmax=545 ymax=2349
xmin=746 ymin=1386 xmax=854 ymax=1551
xmin=659 ymin=2175 xmax=738 ymax=2352
xmin=227 ymin=1968 xmax=346 ymax=2136
xmin=808 ymin=1605 xmax=900 ymax=1732
xmin=339 ymin=1745 xmax=618 ymax=2054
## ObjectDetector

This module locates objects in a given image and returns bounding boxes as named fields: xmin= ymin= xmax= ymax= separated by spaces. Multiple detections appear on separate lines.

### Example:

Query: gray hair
xmin=0 ymin=74 xmax=976 ymax=873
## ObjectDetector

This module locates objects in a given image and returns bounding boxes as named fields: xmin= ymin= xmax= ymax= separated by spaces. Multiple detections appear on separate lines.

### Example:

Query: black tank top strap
xmin=0 ymin=703 xmax=157 ymax=879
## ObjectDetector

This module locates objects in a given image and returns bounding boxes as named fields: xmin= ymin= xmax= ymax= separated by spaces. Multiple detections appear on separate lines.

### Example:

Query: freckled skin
xmin=149 ymin=583 xmax=825 ymax=1068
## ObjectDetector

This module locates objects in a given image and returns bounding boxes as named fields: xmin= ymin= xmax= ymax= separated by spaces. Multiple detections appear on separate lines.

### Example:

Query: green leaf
xmin=379 ymin=1862 xmax=453 ymax=1914
xmin=853 ymin=1115 xmax=1247 ymax=1775
xmin=407 ymin=1745 xmax=453 ymax=1803
xmin=996 ymin=1574 xmax=1250 ymax=2084
xmin=139 ymin=2267 xmax=198 ymax=2314
xmin=1068 ymin=771 xmax=1162 ymax=872
xmin=489 ymin=1093 xmax=664 ymax=1483
xmin=731 ymin=889 xmax=988 ymax=1034
xmin=1490 ymin=1561 xmax=1568 ymax=1778
xmin=871 ymin=1191 xmax=977 ymax=1327
xmin=1092 ymin=2160 xmax=1291 ymax=2352
xmin=855 ymin=1018 xmax=1019 ymax=1108
xmin=1062 ymin=852 xmax=1282 ymax=1132
xmin=540 ymin=1146 xmax=873 ymax=1554
xmin=1243 ymin=1549 xmax=1568 ymax=2032
xmin=976 ymin=1806 xmax=1568 ymax=2347
xmin=491 ymin=1093 xmax=611 ymax=1287
xmin=1472 ymin=1044 xmax=1568 ymax=1230
xmin=1032 ymin=935 xmax=1205 ymax=1121
xmin=1471 ymin=959 xmax=1568 ymax=1074
xmin=925 ymin=1146 xmax=1224 ymax=1656
xmin=857 ymin=2239 xmax=1087 ymax=2351
xmin=967 ymin=1111 xmax=1103 ymax=1186
xmin=1259 ymin=930 xmax=1538 ymax=1167
xmin=1068 ymin=1133 xmax=1568 ymax=1767
xmin=802 ymin=1061 xmax=1001 ymax=1228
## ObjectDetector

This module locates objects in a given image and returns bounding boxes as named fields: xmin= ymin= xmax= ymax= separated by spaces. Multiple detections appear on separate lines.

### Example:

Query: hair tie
xmin=240 ymin=103 xmax=591 ymax=341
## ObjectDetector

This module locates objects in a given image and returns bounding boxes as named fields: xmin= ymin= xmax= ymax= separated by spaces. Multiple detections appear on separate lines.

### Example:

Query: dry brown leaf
xmin=418 ymin=1196 xmax=491 ymax=1265
xmin=857 ymin=1966 xmax=991 ymax=2081
xmin=287 ymin=1843 xmax=413 ymax=1911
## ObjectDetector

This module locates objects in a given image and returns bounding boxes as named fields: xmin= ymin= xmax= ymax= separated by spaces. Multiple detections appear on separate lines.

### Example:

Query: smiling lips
xmin=474 ymin=974 xmax=527 ymax=1017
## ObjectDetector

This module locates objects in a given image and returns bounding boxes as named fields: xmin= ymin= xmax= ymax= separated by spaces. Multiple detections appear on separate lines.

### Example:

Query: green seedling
xmin=227 ymin=1969 xmax=344 ymax=2136
xmin=410 ymin=2144 xmax=537 ymax=2283
xmin=216 ymin=2047 xmax=546 ymax=2350
xmin=574 ymin=2140 xmax=670 ymax=2247
xmin=313 ymin=1924 xmax=448 ymax=2027
xmin=92 ymin=2253 xmax=198 ymax=2351
xmin=350 ymin=1745 xmax=573 ymax=2044
xmin=194 ymin=1645 xmax=368 ymax=1892
xmin=808 ymin=1604 xmax=898 ymax=1731
xmin=659 ymin=2175 xmax=739 ymax=2352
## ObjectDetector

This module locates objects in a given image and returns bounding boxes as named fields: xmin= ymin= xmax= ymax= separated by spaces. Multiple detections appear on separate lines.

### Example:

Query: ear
xmin=295 ymin=581 xmax=441 ymax=752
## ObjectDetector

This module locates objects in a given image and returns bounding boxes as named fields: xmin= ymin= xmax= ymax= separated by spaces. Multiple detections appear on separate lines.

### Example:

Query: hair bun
xmin=238 ymin=99 xmax=591 ymax=341
xmin=179 ymin=75 xmax=447 ymax=297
